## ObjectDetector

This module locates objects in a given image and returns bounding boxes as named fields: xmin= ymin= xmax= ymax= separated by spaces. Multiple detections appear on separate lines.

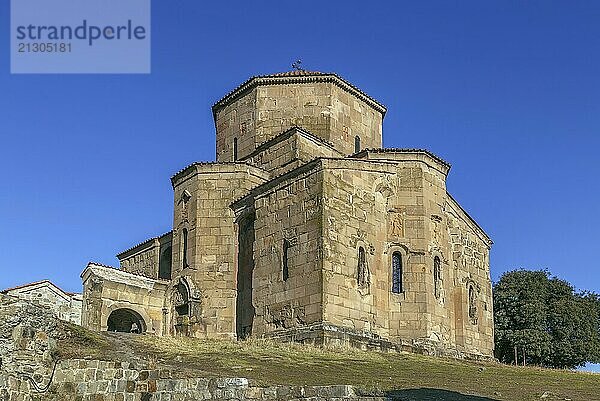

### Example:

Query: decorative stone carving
xmin=389 ymin=212 xmax=404 ymax=237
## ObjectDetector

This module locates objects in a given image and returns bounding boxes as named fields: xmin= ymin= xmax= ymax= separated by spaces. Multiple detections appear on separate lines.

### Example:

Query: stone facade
xmin=80 ymin=70 xmax=494 ymax=358
xmin=1 ymin=281 xmax=82 ymax=325
xmin=81 ymin=263 xmax=168 ymax=335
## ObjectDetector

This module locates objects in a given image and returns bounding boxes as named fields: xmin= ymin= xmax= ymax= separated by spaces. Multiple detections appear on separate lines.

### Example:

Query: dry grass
xmin=58 ymin=325 xmax=599 ymax=401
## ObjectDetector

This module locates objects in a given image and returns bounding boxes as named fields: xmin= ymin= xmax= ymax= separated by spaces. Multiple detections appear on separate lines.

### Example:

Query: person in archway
xmin=130 ymin=322 xmax=140 ymax=334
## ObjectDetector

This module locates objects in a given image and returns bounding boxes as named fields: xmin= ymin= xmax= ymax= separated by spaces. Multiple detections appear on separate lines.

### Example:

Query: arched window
xmin=433 ymin=256 xmax=441 ymax=298
xmin=354 ymin=136 xmax=361 ymax=153
xmin=159 ymin=246 xmax=172 ymax=280
xmin=233 ymin=137 xmax=238 ymax=161
xmin=174 ymin=280 xmax=190 ymax=317
xmin=392 ymin=252 xmax=403 ymax=293
xmin=357 ymin=246 xmax=368 ymax=288
xmin=282 ymin=239 xmax=290 ymax=281
xmin=468 ymin=284 xmax=478 ymax=324
xmin=182 ymin=228 xmax=189 ymax=268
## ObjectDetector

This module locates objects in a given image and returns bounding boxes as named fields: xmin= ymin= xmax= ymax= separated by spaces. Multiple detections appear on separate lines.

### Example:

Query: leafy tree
xmin=493 ymin=269 xmax=600 ymax=369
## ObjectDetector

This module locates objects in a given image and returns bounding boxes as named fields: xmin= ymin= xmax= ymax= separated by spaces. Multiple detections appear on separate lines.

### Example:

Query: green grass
xmin=57 ymin=325 xmax=599 ymax=401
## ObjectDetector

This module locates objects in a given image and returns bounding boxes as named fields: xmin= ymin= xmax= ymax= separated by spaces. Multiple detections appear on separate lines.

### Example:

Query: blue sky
xmin=1 ymin=1 xmax=599 ymax=369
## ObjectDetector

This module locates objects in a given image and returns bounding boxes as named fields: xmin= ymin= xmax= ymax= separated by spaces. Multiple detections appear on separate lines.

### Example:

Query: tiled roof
xmin=170 ymin=161 xmax=270 ymax=186
xmin=266 ymin=70 xmax=325 ymax=77
xmin=1 ymin=279 xmax=79 ymax=296
xmin=1 ymin=279 xmax=52 ymax=293
xmin=352 ymin=148 xmax=451 ymax=169
xmin=212 ymin=71 xmax=387 ymax=116
xmin=116 ymin=231 xmax=172 ymax=258
xmin=86 ymin=261 xmax=118 ymax=269
xmin=83 ymin=262 xmax=170 ymax=285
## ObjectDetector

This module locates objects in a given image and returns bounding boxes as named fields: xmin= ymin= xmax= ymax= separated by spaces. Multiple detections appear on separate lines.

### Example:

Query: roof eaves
xmin=352 ymin=148 xmax=452 ymax=170
xmin=170 ymin=161 xmax=269 ymax=187
xmin=116 ymin=231 xmax=173 ymax=259
xmin=211 ymin=72 xmax=387 ymax=118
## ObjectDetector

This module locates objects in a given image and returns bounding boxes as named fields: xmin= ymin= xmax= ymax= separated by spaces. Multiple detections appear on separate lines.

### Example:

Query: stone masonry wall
xmin=2 ymin=360 xmax=385 ymax=401
xmin=242 ymin=129 xmax=305 ymax=176
xmin=319 ymin=156 xmax=493 ymax=357
xmin=3 ymin=283 xmax=82 ymax=325
xmin=0 ymin=294 xmax=66 ymax=397
xmin=445 ymin=198 xmax=494 ymax=354
xmin=170 ymin=163 xmax=269 ymax=339
xmin=321 ymin=159 xmax=399 ymax=339
xmin=250 ymin=165 xmax=324 ymax=336
xmin=328 ymin=84 xmax=383 ymax=156
xmin=119 ymin=241 xmax=159 ymax=279
xmin=81 ymin=264 xmax=168 ymax=335
xmin=253 ymin=83 xmax=331 ymax=148
xmin=118 ymin=233 xmax=173 ymax=281
xmin=215 ymin=88 xmax=257 ymax=162
xmin=0 ymin=294 xmax=385 ymax=401
xmin=242 ymin=129 xmax=342 ymax=177
xmin=214 ymin=79 xmax=384 ymax=163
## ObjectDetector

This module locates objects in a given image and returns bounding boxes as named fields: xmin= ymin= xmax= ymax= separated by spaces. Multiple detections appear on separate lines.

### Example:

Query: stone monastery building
xmin=81 ymin=70 xmax=494 ymax=358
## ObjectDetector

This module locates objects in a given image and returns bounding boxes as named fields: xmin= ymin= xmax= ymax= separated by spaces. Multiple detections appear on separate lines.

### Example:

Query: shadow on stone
xmin=386 ymin=388 xmax=500 ymax=401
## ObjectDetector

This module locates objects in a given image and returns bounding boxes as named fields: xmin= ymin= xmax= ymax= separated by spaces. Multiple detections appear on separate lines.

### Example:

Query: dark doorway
xmin=107 ymin=308 xmax=146 ymax=333
xmin=236 ymin=214 xmax=255 ymax=339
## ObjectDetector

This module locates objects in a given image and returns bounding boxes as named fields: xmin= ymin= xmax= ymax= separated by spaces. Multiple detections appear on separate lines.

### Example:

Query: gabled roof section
xmin=212 ymin=71 xmax=387 ymax=118
xmin=1 ymin=279 xmax=79 ymax=297
xmin=116 ymin=231 xmax=172 ymax=259
xmin=81 ymin=262 xmax=169 ymax=288
xmin=240 ymin=126 xmax=344 ymax=161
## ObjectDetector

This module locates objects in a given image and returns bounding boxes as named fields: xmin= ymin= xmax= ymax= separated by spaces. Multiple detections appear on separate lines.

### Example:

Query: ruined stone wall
xmin=0 ymin=294 xmax=67 ymax=395
xmin=2 ymin=284 xmax=82 ymax=325
xmin=2 ymin=360 xmax=384 ymax=401
xmin=170 ymin=163 xmax=269 ymax=339
xmin=81 ymin=264 xmax=168 ymax=335
xmin=250 ymin=164 xmax=324 ymax=336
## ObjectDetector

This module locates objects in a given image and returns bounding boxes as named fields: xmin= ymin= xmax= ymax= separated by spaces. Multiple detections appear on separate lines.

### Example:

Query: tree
xmin=493 ymin=269 xmax=600 ymax=369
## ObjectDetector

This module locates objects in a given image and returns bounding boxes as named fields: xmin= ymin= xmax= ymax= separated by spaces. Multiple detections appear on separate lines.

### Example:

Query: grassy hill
xmin=60 ymin=324 xmax=598 ymax=401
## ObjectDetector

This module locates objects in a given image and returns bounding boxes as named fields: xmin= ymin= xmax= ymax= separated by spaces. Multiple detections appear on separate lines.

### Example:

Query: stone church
xmin=81 ymin=70 xmax=494 ymax=358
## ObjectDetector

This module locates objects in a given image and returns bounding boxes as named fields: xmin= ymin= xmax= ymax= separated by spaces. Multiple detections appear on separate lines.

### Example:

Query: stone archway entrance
xmin=107 ymin=308 xmax=147 ymax=333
